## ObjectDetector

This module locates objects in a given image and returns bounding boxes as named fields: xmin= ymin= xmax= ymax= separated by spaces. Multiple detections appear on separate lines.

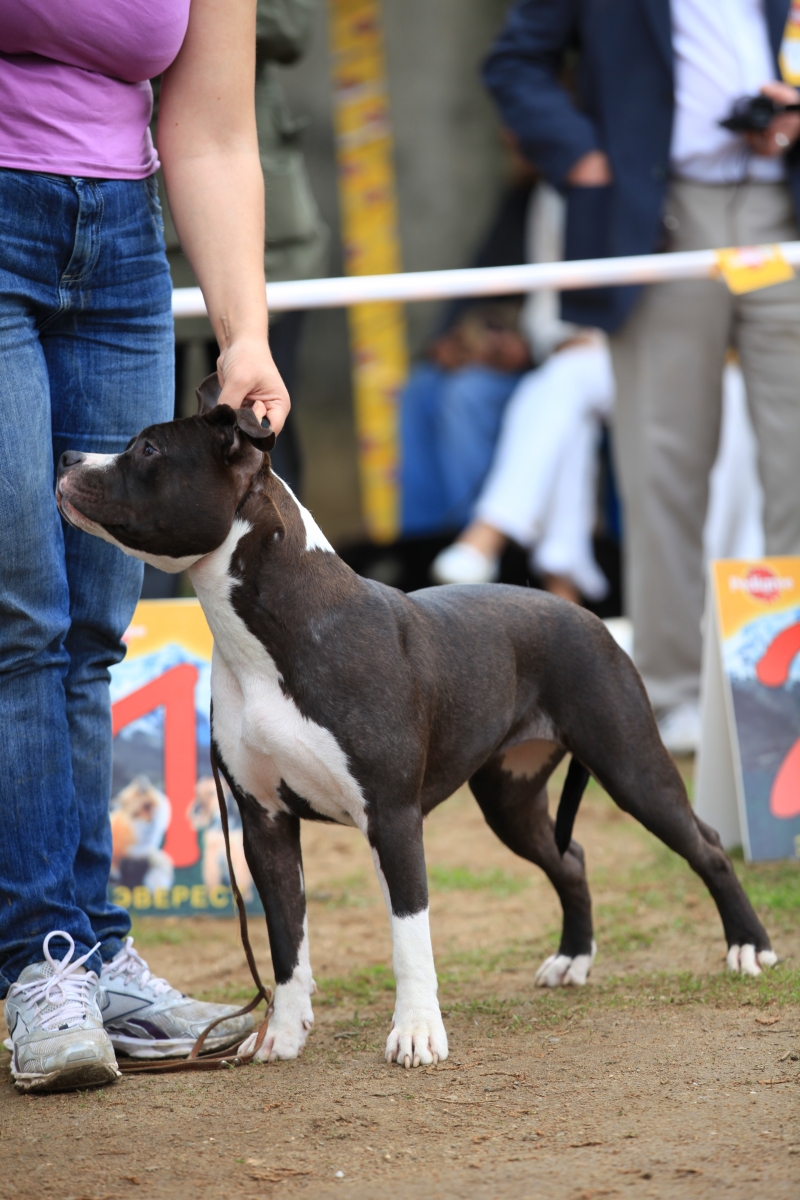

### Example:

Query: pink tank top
xmin=0 ymin=0 xmax=191 ymax=179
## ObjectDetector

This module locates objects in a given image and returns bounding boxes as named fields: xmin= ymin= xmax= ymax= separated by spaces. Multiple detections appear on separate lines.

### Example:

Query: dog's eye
xmin=142 ymin=442 xmax=158 ymax=458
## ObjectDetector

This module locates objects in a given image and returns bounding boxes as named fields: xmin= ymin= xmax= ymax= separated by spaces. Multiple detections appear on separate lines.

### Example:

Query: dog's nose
xmin=58 ymin=450 xmax=86 ymax=471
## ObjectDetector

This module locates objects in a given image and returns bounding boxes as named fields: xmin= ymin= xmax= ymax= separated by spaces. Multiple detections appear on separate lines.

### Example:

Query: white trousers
xmin=473 ymin=344 xmax=764 ymax=608
xmin=475 ymin=341 xmax=615 ymax=600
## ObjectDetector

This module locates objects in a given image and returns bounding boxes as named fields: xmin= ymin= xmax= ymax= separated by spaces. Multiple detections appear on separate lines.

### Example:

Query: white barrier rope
xmin=171 ymin=241 xmax=800 ymax=317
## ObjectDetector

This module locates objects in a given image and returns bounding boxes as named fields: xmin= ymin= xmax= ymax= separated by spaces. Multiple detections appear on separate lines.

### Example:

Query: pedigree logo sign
xmin=729 ymin=565 xmax=794 ymax=604
xmin=710 ymin=558 xmax=800 ymax=860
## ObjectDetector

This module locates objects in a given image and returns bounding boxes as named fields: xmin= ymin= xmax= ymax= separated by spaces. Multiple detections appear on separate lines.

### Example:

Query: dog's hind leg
xmin=470 ymin=753 xmax=596 ymax=987
xmin=558 ymin=646 xmax=775 ymax=975
xmin=231 ymin=786 xmax=315 ymax=1060
xmin=366 ymin=801 xmax=449 ymax=1068
xmin=588 ymin=738 xmax=776 ymax=975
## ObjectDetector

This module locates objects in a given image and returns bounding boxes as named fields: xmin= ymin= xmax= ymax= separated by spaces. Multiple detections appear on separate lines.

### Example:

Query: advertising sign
xmin=108 ymin=599 xmax=263 ymax=916
xmin=695 ymin=558 xmax=800 ymax=861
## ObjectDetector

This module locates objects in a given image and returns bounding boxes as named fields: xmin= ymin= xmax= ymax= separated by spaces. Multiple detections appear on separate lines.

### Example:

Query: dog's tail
xmin=554 ymin=756 xmax=591 ymax=855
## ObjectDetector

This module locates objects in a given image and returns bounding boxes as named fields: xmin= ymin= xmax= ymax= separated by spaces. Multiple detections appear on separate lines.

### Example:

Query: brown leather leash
xmin=117 ymin=745 xmax=272 ymax=1074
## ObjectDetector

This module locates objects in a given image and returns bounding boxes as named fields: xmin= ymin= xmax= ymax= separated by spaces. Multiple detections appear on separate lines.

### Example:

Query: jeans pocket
xmin=144 ymin=174 xmax=165 ymax=236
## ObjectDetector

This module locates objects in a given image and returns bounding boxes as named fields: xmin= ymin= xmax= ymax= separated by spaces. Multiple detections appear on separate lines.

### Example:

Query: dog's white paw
xmin=535 ymin=941 xmax=597 ymax=988
xmin=240 ymin=978 xmax=314 ymax=1062
xmin=727 ymin=944 xmax=777 ymax=977
xmin=385 ymin=1008 xmax=449 ymax=1068
xmin=239 ymin=1019 xmax=310 ymax=1062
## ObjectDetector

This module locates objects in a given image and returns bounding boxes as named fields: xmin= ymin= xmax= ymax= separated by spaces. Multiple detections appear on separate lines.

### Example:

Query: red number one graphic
xmin=756 ymin=623 xmax=800 ymax=820
xmin=111 ymin=663 xmax=200 ymax=867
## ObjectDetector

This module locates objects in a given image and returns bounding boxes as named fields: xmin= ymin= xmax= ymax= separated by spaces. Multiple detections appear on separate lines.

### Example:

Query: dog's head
xmin=112 ymin=775 xmax=168 ymax=822
xmin=56 ymin=391 xmax=274 ymax=572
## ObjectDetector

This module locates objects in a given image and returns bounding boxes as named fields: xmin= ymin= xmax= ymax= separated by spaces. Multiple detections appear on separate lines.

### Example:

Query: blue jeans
xmin=399 ymin=363 xmax=521 ymax=535
xmin=0 ymin=169 xmax=174 ymax=994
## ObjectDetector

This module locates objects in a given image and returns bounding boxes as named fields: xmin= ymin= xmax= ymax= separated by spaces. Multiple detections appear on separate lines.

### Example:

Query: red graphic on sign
xmin=756 ymin=623 xmax=800 ymax=819
xmin=111 ymin=664 xmax=200 ymax=866
xmin=743 ymin=566 xmax=782 ymax=603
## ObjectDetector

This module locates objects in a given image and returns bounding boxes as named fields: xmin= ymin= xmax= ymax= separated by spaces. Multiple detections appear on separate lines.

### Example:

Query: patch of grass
xmin=439 ymin=962 xmax=800 ymax=1032
xmin=427 ymin=865 xmax=526 ymax=898
xmin=733 ymin=856 xmax=800 ymax=926
xmin=438 ymin=932 xmax=558 ymax=983
xmin=594 ymin=921 xmax=657 ymax=954
xmin=329 ymin=1009 xmax=381 ymax=1050
xmin=450 ymin=995 xmax=524 ymax=1020
xmin=672 ymin=965 xmax=800 ymax=1007
xmin=316 ymin=963 xmax=396 ymax=1008
xmin=593 ymin=963 xmax=800 ymax=1011
xmin=307 ymin=872 xmax=374 ymax=909
xmin=129 ymin=919 xmax=202 ymax=949
xmin=195 ymin=980 xmax=271 ymax=1007
xmin=447 ymin=989 xmax=592 ymax=1030
xmin=591 ymin=836 xmax=698 ymax=908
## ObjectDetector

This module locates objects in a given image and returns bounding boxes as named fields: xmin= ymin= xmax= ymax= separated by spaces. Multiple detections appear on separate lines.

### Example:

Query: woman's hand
xmin=217 ymin=336 xmax=290 ymax=433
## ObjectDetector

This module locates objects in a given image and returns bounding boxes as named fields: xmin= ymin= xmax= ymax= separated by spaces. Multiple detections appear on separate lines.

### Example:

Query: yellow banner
xmin=715 ymin=244 xmax=795 ymax=294
xmin=780 ymin=0 xmax=800 ymax=85
xmin=328 ymin=0 xmax=408 ymax=542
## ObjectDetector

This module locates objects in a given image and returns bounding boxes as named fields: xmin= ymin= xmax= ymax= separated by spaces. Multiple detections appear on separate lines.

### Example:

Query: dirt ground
xmin=2 ymin=764 xmax=798 ymax=1200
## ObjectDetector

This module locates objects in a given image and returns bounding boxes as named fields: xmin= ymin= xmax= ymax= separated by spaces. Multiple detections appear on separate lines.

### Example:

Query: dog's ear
xmin=197 ymin=377 xmax=276 ymax=451
xmin=195 ymin=373 xmax=222 ymax=415
xmin=234 ymin=405 xmax=276 ymax=452
xmin=205 ymin=404 xmax=276 ymax=455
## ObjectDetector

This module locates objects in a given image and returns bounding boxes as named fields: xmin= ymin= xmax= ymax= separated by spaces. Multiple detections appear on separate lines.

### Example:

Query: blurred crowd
xmin=161 ymin=0 xmax=800 ymax=757
xmin=395 ymin=0 xmax=800 ymax=754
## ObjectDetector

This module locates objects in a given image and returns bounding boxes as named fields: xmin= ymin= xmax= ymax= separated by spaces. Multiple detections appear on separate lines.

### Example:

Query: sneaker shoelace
xmin=102 ymin=937 xmax=175 ymax=998
xmin=8 ymin=931 xmax=101 ymax=1032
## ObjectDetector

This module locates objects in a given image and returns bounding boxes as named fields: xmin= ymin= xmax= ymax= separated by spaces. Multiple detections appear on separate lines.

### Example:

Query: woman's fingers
xmin=216 ymin=338 xmax=290 ymax=434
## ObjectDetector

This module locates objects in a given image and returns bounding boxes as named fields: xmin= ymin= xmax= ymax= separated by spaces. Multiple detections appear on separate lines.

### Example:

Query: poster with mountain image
xmin=696 ymin=559 xmax=800 ymax=862
xmin=108 ymin=599 xmax=263 ymax=916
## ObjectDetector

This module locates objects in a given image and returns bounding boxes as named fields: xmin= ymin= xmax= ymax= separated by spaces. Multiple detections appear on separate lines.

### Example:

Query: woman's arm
xmin=158 ymin=0 xmax=289 ymax=431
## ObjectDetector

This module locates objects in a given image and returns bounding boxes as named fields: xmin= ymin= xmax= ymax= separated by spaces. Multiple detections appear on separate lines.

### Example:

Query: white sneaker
xmin=657 ymin=700 xmax=700 ymax=756
xmin=5 ymin=932 xmax=120 ymax=1093
xmin=431 ymin=542 xmax=499 ymax=584
xmin=99 ymin=937 xmax=254 ymax=1059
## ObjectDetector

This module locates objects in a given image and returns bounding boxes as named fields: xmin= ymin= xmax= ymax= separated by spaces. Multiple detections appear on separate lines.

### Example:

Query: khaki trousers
xmin=611 ymin=180 xmax=800 ymax=712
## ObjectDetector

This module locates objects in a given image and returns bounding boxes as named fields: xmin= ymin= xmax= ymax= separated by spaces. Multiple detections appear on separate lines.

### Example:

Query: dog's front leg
xmin=235 ymin=797 xmax=315 ymax=1061
xmin=368 ymin=806 xmax=448 ymax=1069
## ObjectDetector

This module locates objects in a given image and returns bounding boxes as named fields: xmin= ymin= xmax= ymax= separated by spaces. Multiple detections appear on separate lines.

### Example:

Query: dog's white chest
xmin=192 ymin=521 xmax=367 ymax=830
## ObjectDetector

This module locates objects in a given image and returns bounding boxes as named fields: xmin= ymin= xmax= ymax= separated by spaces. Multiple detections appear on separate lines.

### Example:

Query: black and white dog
xmin=56 ymin=388 xmax=776 ymax=1069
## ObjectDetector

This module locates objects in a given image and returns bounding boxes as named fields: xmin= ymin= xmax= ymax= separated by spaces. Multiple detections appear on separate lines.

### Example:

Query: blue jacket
xmin=484 ymin=0 xmax=800 ymax=330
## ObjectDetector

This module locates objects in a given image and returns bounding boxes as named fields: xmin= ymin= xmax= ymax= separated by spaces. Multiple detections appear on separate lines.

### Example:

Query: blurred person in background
xmin=485 ymin=0 xmax=800 ymax=753
xmin=432 ymin=189 xmax=764 ymax=607
xmin=399 ymin=177 xmax=534 ymax=537
xmin=431 ymin=180 xmax=615 ymax=604
xmin=399 ymin=299 xmax=532 ymax=537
